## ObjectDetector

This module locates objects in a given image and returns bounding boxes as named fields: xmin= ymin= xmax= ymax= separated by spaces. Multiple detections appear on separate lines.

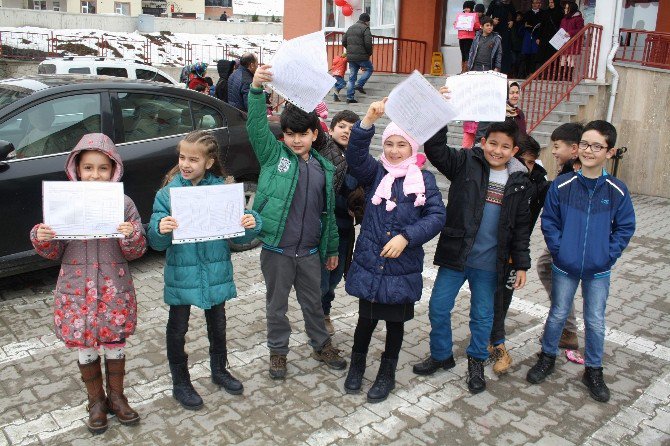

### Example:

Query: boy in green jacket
xmin=248 ymin=64 xmax=347 ymax=379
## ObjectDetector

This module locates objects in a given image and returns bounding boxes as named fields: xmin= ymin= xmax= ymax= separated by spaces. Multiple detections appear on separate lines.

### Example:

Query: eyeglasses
xmin=578 ymin=141 xmax=608 ymax=153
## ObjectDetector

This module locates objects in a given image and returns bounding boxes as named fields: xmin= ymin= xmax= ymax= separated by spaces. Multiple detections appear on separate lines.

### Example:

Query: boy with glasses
xmin=527 ymin=120 xmax=636 ymax=403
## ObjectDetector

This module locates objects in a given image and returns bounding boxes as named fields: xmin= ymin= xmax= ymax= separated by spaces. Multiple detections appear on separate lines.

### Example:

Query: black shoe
xmin=344 ymin=352 xmax=367 ymax=394
xmin=526 ymin=351 xmax=556 ymax=384
xmin=333 ymin=93 xmax=341 ymax=102
xmin=169 ymin=362 xmax=204 ymax=410
xmin=346 ymin=99 xmax=358 ymax=104
xmin=582 ymin=367 xmax=610 ymax=402
xmin=466 ymin=356 xmax=486 ymax=394
xmin=269 ymin=354 xmax=287 ymax=380
xmin=210 ymin=353 xmax=243 ymax=395
xmin=367 ymin=355 xmax=398 ymax=403
xmin=355 ymin=86 xmax=367 ymax=94
xmin=412 ymin=355 xmax=456 ymax=376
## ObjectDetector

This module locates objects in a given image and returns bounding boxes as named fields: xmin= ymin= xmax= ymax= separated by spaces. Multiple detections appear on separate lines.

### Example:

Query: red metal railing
xmin=0 ymin=31 xmax=53 ymax=60
xmin=325 ymin=31 xmax=426 ymax=74
xmin=520 ymin=23 xmax=603 ymax=133
xmin=615 ymin=28 xmax=670 ymax=70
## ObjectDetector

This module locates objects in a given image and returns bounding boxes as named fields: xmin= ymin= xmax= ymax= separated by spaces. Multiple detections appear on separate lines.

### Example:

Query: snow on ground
xmin=0 ymin=26 xmax=283 ymax=66
xmin=233 ymin=0 xmax=284 ymax=17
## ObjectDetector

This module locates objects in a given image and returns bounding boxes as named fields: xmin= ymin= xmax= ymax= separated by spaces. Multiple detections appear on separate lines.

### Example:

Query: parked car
xmin=38 ymin=56 xmax=181 ymax=86
xmin=0 ymin=74 xmax=281 ymax=277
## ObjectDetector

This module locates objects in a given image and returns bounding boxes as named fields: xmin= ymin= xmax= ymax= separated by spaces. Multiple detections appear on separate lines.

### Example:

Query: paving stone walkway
xmin=0 ymin=194 xmax=668 ymax=445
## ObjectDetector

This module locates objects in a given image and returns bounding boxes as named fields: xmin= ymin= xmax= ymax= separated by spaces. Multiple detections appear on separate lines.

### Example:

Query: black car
xmin=0 ymin=75 xmax=280 ymax=277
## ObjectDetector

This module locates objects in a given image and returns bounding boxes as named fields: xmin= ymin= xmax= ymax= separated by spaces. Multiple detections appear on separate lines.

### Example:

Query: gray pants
xmin=260 ymin=249 xmax=330 ymax=355
xmin=537 ymin=247 xmax=577 ymax=333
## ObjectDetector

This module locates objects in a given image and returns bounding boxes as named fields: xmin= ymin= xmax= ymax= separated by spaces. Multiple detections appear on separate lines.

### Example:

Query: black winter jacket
xmin=214 ymin=59 xmax=235 ymax=102
xmin=343 ymin=20 xmax=373 ymax=63
xmin=314 ymin=127 xmax=347 ymax=194
xmin=527 ymin=162 xmax=550 ymax=230
xmin=424 ymin=126 xmax=532 ymax=285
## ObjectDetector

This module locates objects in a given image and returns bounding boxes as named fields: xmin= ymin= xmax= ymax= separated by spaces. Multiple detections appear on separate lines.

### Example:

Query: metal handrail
xmin=520 ymin=23 xmax=603 ymax=133
xmin=615 ymin=28 xmax=670 ymax=70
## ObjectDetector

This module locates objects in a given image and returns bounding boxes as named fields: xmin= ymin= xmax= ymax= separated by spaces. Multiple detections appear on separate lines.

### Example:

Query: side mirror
xmin=0 ymin=140 xmax=16 ymax=162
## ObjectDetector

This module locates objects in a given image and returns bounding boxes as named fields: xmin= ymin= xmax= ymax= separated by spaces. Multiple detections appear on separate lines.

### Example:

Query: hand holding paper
xmin=240 ymin=213 xmax=256 ymax=229
xmin=252 ymin=64 xmax=273 ymax=89
xmin=118 ymin=222 xmax=134 ymax=238
xmin=159 ymin=216 xmax=178 ymax=234
xmin=361 ymin=98 xmax=388 ymax=127
xmin=36 ymin=224 xmax=56 ymax=242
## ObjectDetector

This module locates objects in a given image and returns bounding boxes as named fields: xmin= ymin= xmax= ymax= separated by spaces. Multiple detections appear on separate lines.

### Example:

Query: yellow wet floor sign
xmin=431 ymin=52 xmax=443 ymax=76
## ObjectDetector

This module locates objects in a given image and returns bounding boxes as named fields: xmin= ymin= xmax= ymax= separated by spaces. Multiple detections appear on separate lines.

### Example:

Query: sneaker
xmin=313 ymin=342 xmax=347 ymax=370
xmin=492 ymin=344 xmax=512 ymax=375
xmin=355 ymin=86 xmax=367 ymax=94
xmin=269 ymin=354 xmax=287 ymax=380
xmin=346 ymin=99 xmax=358 ymax=104
xmin=526 ymin=351 xmax=556 ymax=384
xmin=582 ymin=367 xmax=610 ymax=402
xmin=333 ymin=93 xmax=341 ymax=102
xmin=466 ymin=356 xmax=486 ymax=394
xmin=324 ymin=315 xmax=335 ymax=335
xmin=412 ymin=355 xmax=455 ymax=376
xmin=558 ymin=329 xmax=579 ymax=350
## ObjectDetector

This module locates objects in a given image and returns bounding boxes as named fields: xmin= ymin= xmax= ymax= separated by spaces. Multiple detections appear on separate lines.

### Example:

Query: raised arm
xmin=345 ymin=99 xmax=387 ymax=187
xmin=246 ymin=65 xmax=283 ymax=166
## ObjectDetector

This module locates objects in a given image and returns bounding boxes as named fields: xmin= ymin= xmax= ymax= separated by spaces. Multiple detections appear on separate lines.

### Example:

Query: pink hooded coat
xmin=29 ymin=133 xmax=147 ymax=348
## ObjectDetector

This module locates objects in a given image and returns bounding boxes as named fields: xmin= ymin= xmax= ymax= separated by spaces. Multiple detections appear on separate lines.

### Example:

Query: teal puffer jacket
xmin=147 ymin=172 xmax=262 ymax=309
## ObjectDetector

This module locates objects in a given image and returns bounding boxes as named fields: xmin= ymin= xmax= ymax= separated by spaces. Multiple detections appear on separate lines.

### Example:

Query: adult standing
xmin=227 ymin=53 xmax=258 ymax=112
xmin=519 ymin=0 xmax=542 ymax=78
xmin=220 ymin=11 xmax=228 ymax=21
xmin=342 ymin=13 xmax=373 ymax=104
xmin=487 ymin=0 xmax=516 ymax=75
xmin=506 ymin=81 xmax=527 ymax=136
xmin=559 ymin=1 xmax=585 ymax=82
xmin=535 ymin=0 xmax=564 ymax=67
xmin=214 ymin=59 xmax=235 ymax=102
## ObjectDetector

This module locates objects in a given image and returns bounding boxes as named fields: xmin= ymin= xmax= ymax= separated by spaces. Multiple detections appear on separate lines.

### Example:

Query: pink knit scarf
xmin=372 ymin=152 xmax=427 ymax=211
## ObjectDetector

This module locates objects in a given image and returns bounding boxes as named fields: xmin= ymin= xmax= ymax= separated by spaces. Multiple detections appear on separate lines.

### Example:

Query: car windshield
xmin=0 ymin=85 xmax=33 ymax=109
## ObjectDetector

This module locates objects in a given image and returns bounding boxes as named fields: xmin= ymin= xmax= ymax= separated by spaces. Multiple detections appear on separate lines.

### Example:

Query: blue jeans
xmin=428 ymin=266 xmax=497 ymax=361
xmin=320 ymin=226 xmax=353 ymax=315
xmin=333 ymin=75 xmax=346 ymax=92
xmin=347 ymin=60 xmax=374 ymax=100
xmin=541 ymin=267 xmax=610 ymax=367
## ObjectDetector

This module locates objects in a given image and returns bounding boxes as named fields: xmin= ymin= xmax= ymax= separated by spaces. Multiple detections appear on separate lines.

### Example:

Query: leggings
xmin=352 ymin=316 xmax=404 ymax=359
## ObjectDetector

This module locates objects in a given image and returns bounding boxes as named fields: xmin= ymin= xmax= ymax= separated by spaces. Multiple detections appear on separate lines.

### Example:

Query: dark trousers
xmin=166 ymin=302 xmax=227 ymax=364
xmin=352 ymin=316 xmax=404 ymax=359
xmin=321 ymin=225 xmax=354 ymax=315
xmin=490 ymin=265 xmax=516 ymax=345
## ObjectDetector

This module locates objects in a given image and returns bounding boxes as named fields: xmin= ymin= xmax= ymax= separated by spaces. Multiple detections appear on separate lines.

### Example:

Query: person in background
xmin=187 ymin=62 xmax=209 ymax=93
xmin=331 ymin=50 xmax=348 ymax=102
xmin=343 ymin=13 xmax=374 ymax=104
xmin=536 ymin=0 xmax=565 ymax=68
xmin=228 ymin=53 xmax=258 ymax=112
xmin=506 ymin=81 xmax=527 ymax=136
xmin=214 ymin=59 xmax=235 ymax=102
xmin=487 ymin=0 xmax=516 ymax=74
xmin=455 ymin=1 xmax=482 ymax=74
xmin=559 ymin=1 xmax=585 ymax=81
xmin=519 ymin=0 xmax=542 ymax=78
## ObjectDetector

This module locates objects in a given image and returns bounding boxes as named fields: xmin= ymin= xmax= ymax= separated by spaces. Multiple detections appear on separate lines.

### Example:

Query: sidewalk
xmin=0 ymin=194 xmax=668 ymax=445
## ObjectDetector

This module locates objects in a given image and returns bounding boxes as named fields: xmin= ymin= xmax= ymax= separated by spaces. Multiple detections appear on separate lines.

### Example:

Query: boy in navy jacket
xmin=527 ymin=120 xmax=636 ymax=403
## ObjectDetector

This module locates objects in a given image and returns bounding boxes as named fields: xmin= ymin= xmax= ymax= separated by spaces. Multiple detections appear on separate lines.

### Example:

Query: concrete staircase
xmin=325 ymin=73 xmax=602 ymax=193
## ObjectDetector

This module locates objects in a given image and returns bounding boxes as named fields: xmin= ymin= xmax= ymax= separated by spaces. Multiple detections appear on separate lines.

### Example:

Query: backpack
xmin=179 ymin=64 xmax=193 ymax=85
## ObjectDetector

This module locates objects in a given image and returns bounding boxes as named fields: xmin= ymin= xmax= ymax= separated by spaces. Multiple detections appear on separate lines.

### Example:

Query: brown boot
xmin=105 ymin=358 xmax=140 ymax=425
xmin=558 ymin=329 xmax=579 ymax=350
xmin=492 ymin=343 xmax=512 ymax=375
xmin=78 ymin=357 xmax=108 ymax=435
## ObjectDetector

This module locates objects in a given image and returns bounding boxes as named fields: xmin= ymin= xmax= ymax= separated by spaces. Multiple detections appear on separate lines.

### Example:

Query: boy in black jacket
xmin=413 ymin=115 xmax=532 ymax=394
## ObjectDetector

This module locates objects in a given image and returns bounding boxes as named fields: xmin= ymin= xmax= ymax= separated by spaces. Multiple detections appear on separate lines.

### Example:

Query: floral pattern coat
xmin=29 ymin=133 xmax=147 ymax=347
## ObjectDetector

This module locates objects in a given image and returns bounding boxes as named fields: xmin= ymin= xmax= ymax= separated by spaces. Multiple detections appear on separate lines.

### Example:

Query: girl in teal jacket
xmin=147 ymin=130 xmax=262 ymax=411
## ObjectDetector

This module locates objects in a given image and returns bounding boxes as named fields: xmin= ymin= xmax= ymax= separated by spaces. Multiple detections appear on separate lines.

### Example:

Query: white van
xmin=37 ymin=57 xmax=181 ymax=86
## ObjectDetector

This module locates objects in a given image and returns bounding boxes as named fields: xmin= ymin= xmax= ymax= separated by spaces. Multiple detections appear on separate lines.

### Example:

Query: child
xmin=536 ymin=123 xmax=584 ymax=357
xmin=455 ymin=1 xmax=482 ymax=74
xmin=188 ymin=62 xmax=209 ymax=93
xmin=248 ymin=64 xmax=347 ymax=380
xmin=467 ymin=16 xmax=502 ymax=72
xmin=489 ymin=134 xmax=549 ymax=374
xmin=313 ymin=109 xmax=361 ymax=335
xmin=527 ymin=120 xmax=636 ymax=403
xmin=331 ymin=51 xmax=348 ymax=102
xmin=343 ymin=99 xmax=446 ymax=403
xmin=30 ymin=133 xmax=147 ymax=434
xmin=147 ymin=130 xmax=261 ymax=410
xmin=414 ymin=103 xmax=532 ymax=395
xmin=315 ymin=101 xmax=330 ymax=133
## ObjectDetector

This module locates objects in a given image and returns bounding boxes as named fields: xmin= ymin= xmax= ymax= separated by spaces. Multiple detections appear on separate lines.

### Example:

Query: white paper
xmin=268 ymin=31 xmax=335 ymax=112
xmin=43 ymin=181 xmax=124 ymax=240
xmin=550 ymin=28 xmax=571 ymax=50
xmin=455 ymin=13 xmax=476 ymax=31
xmin=385 ymin=71 xmax=457 ymax=146
xmin=170 ymin=183 xmax=245 ymax=244
xmin=444 ymin=71 xmax=508 ymax=122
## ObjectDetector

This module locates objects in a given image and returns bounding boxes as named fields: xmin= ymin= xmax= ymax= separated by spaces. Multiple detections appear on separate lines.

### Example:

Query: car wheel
xmin=228 ymin=181 xmax=262 ymax=252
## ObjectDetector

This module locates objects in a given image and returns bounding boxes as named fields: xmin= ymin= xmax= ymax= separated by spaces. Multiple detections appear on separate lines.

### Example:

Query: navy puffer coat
xmin=344 ymin=123 xmax=446 ymax=305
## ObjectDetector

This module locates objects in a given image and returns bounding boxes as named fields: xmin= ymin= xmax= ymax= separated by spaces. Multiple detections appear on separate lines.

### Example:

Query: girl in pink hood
xmin=30 ymin=133 xmax=146 ymax=435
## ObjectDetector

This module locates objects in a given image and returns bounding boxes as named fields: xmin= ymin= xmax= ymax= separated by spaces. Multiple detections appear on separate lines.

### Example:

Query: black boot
xmin=169 ymin=361 xmax=203 ymax=410
xmin=412 ymin=355 xmax=455 ymax=376
xmin=526 ymin=351 xmax=556 ymax=384
xmin=211 ymin=352 xmax=243 ymax=395
xmin=582 ymin=367 xmax=610 ymax=403
xmin=466 ymin=355 xmax=486 ymax=394
xmin=366 ymin=355 xmax=397 ymax=403
xmin=344 ymin=352 xmax=367 ymax=394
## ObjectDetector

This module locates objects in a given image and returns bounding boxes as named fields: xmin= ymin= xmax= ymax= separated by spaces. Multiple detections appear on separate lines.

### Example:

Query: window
xmin=33 ymin=0 xmax=46 ymax=9
xmin=205 ymin=0 xmax=231 ymax=6
xmin=324 ymin=0 xmax=395 ymax=29
xmin=191 ymin=102 xmax=223 ymax=130
xmin=136 ymin=69 xmax=171 ymax=84
xmin=117 ymin=93 xmax=192 ymax=142
xmin=114 ymin=2 xmax=130 ymax=15
xmin=53 ymin=0 xmax=60 ymax=10
xmin=0 ymin=94 xmax=101 ymax=159
xmin=97 ymin=67 xmax=128 ymax=77
xmin=81 ymin=1 xmax=96 ymax=13
xmin=69 ymin=67 xmax=91 ymax=74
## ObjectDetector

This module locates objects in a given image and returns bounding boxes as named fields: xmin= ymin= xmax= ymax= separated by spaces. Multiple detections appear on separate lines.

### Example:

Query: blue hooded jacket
xmin=541 ymin=170 xmax=635 ymax=279
xmin=344 ymin=123 xmax=446 ymax=305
